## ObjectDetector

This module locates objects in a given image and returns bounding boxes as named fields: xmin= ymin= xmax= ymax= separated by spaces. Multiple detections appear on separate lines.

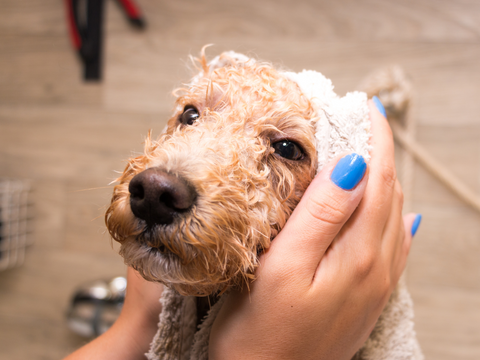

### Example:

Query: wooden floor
xmin=0 ymin=0 xmax=479 ymax=358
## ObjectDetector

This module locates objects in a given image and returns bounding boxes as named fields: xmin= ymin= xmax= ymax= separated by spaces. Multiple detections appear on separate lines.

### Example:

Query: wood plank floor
xmin=0 ymin=0 xmax=479 ymax=358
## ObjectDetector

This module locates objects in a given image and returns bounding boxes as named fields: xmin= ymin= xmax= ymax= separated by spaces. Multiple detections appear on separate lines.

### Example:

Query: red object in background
xmin=65 ymin=0 xmax=146 ymax=81
xmin=65 ymin=0 xmax=82 ymax=51
xmin=117 ymin=0 xmax=146 ymax=27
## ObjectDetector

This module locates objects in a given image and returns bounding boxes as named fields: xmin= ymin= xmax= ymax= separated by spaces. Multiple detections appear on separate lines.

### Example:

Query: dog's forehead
xmin=206 ymin=63 xmax=292 ymax=94
xmin=161 ymin=62 xmax=318 ymax=148
xmin=180 ymin=63 xmax=311 ymax=118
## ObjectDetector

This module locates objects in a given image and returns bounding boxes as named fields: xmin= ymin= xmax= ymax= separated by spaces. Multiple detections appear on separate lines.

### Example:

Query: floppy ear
xmin=283 ymin=70 xmax=371 ymax=173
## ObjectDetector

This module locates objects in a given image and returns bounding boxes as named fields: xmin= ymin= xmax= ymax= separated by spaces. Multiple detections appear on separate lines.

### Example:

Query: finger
xmin=389 ymin=212 xmax=421 ymax=284
xmin=312 ymin=100 xmax=399 ymax=287
xmin=381 ymin=181 xmax=406 ymax=284
xmin=381 ymin=180 xmax=404 ymax=257
xmin=261 ymin=152 xmax=369 ymax=283
xmin=361 ymin=98 xmax=397 ymax=224
xmin=324 ymin=99 xmax=398 ymax=262
xmin=403 ymin=212 xmax=422 ymax=255
xmin=316 ymin=180 xmax=399 ymax=290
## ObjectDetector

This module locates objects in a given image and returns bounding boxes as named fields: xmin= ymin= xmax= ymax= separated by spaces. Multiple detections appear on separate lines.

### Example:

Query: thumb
xmin=264 ymin=153 xmax=369 ymax=281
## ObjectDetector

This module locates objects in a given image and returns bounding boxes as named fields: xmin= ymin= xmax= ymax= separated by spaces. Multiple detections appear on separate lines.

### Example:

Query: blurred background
xmin=0 ymin=0 xmax=479 ymax=359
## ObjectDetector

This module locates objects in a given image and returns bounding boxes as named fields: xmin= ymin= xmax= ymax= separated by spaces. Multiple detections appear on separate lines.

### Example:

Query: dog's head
xmin=105 ymin=51 xmax=370 ymax=296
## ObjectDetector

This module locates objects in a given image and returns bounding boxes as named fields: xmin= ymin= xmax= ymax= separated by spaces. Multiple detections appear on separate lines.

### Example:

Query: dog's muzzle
xmin=128 ymin=168 xmax=197 ymax=226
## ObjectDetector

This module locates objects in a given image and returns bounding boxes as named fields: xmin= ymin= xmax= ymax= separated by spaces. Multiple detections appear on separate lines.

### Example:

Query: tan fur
xmin=105 ymin=53 xmax=318 ymax=296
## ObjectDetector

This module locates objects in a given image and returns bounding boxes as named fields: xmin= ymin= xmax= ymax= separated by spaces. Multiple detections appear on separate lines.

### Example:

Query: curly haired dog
xmin=106 ymin=53 xmax=317 ymax=296
xmin=105 ymin=51 xmax=423 ymax=360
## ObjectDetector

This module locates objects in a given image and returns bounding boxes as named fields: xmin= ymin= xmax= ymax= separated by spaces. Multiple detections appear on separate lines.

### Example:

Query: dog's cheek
xmin=295 ymin=162 xmax=315 ymax=191
xmin=106 ymin=189 xmax=141 ymax=243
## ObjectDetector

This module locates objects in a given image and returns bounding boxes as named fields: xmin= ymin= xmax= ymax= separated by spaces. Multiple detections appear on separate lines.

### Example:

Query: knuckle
xmin=381 ymin=164 xmax=397 ymax=191
xmin=364 ymin=263 xmax=393 ymax=305
xmin=305 ymin=193 xmax=348 ymax=227
xmin=354 ymin=250 xmax=377 ymax=280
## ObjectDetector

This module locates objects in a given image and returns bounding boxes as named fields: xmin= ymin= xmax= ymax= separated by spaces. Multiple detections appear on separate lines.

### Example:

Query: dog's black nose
xmin=129 ymin=168 xmax=197 ymax=226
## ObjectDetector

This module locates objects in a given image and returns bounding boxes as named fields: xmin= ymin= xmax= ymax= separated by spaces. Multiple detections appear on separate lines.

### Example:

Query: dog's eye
xmin=272 ymin=140 xmax=304 ymax=160
xmin=179 ymin=106 xmax=199 ymax=125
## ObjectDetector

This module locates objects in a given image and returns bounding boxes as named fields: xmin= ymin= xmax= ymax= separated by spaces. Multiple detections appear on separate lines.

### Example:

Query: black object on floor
xmin=66 ymin=0 xmax=105 ymax=81
xmin=67 ymin=277 xmax=127 ymax=338
xmin=65 ymin=0 xmax=146 ymax=81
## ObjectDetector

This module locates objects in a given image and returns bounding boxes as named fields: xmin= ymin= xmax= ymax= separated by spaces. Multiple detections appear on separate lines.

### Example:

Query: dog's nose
xmin=128 ymin=168 xmax=197 ymax=226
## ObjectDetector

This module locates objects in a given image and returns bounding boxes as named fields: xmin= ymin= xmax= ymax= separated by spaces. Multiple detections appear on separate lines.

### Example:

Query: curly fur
xmin=106 ymin=52 xmax=318 ymax=296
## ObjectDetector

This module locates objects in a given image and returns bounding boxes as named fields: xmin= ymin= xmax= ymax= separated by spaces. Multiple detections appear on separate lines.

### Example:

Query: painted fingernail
xmin=411 ymin=214 xmax=422 ymax=236
xmin=331 ymin=153 xmax=367 ymax=190
xmin=372 ymin=96 xmax=387 ymax=118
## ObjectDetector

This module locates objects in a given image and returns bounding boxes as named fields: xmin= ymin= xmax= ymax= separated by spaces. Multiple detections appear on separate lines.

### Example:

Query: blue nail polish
xmin=411 ymin=214 xmax=422 ymax=237
xmin=373 ymin=96 xmax=387 ymax=118
xmin=331 ymin=153 xmax=367 ymax=190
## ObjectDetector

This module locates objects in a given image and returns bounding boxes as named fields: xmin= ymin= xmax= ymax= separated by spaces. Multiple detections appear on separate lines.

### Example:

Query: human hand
xmin=63 ymin=267 xmax=164 ymax=360
xmin=209 ymin=98 xmax=421 ymax=360
xmin=118 ymin=267 xmax=164 ymax=338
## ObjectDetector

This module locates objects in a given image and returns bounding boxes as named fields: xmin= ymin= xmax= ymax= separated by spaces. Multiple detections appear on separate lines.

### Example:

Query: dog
xmin=106 ymin=51 xmax=317 ymax=296
xmin=105 ymin=50 xmax=423 ymax=360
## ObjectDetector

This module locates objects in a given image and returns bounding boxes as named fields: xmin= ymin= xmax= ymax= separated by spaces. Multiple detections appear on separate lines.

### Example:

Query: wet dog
xmin=106 ymin=51 xmax=317 ymax=296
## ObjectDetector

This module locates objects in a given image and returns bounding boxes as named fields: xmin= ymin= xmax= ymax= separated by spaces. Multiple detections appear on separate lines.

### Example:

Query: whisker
xmin=72 ymin=186 xmax=112 ymax=193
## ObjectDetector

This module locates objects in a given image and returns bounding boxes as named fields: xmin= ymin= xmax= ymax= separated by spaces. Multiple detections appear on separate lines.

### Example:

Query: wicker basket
xmin=0 ymin=179 xmax=32 ymax=271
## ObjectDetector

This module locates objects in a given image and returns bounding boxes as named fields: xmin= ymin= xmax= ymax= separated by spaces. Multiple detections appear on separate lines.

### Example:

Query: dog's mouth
xmin=137 ymin=226 xmax=173 ymax=256
xmin=147 ymin=243 xmax=167 ymax=254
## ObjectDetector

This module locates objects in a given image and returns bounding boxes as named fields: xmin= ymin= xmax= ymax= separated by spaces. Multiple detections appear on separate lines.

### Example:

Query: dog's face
xmin=106 ymin=54 xmax=318 ymax=296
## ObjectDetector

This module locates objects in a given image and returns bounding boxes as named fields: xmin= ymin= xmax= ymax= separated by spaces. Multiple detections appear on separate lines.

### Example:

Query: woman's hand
xmin=63 ymin=267 xmax=164 ymax=360
xmin=209 ymin=99 xmax=420 ymax=360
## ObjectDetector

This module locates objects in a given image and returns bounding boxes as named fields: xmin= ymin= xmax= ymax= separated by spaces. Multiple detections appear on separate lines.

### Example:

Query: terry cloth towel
xmin=147 ymin=52 xmax=424 ymax=360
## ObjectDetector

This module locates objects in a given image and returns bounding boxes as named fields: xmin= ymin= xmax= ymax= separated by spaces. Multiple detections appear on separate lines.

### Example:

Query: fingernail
xmin=411 ymin=214 xmax=422 ymax=237
xmin=372 ymin=96 xmax=387 ymax=118
xmin=331 ymin=153 xmax=367 ymax=190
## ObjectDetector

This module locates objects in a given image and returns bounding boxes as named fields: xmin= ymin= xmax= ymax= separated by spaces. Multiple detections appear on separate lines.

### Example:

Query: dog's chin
xmin=120 ymin=240 xmax=180 ymax=274
xmin=119 ymin=239 xmax=235 ymax=296
xmin=115 ymin=216 xmax=260 ymax=296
